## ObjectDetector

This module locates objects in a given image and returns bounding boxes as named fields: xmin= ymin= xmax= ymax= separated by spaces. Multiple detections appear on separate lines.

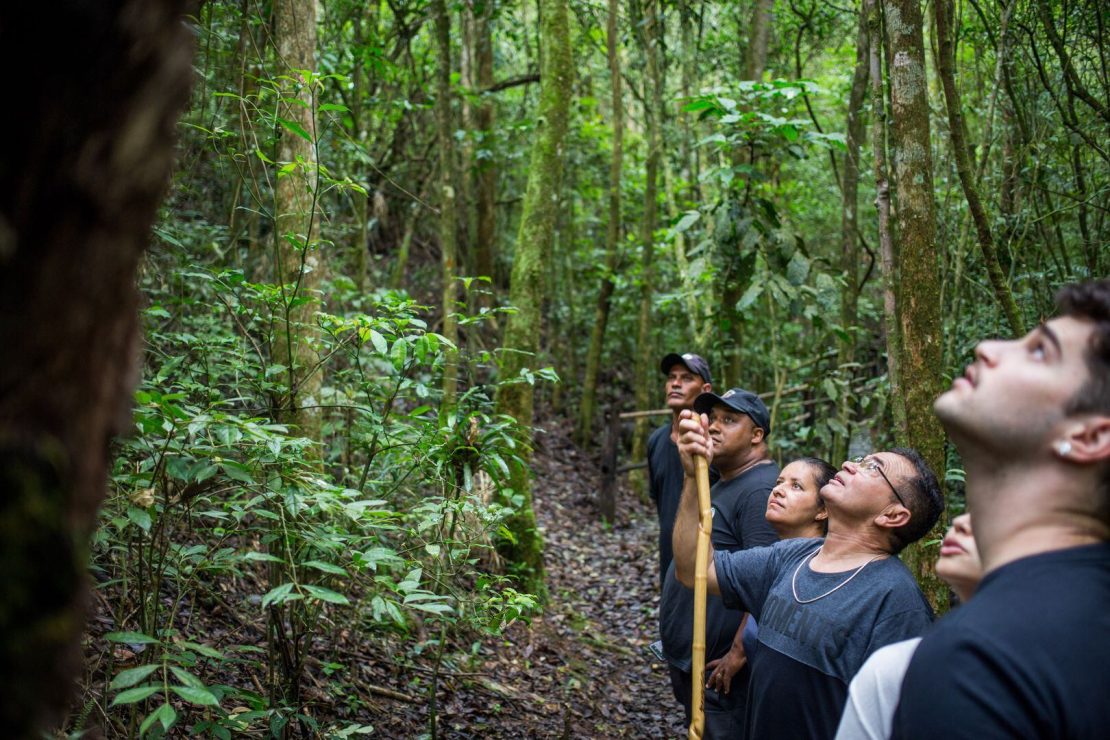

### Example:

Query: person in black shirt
xmin=893 ymin=278 xmax=1110 ymax=740
xmin=659 ymin=388 xmax=778 ymax=737
xmin=648 ymin=352 xmax=713 ymax=586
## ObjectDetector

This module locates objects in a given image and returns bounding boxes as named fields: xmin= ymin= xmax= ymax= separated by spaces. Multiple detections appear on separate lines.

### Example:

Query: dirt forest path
xmin=365 ymin=412 xmax=685 ymax=738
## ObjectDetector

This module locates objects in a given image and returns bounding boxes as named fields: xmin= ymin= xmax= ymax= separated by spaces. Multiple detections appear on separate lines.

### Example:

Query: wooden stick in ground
xmin=688 ymin=453 xmax=713 ymax=740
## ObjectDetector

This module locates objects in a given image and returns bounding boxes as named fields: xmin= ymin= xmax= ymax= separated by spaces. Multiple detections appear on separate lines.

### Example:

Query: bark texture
xmin=495 ymin=0 xmax=572 ymax=587
xmin=273 ymin=0 xmax=322 ymax=443
xmin=884 ymin=0 xmax=948 ymax=611
xmin=0 ymin=2 xmax=195 ymax=733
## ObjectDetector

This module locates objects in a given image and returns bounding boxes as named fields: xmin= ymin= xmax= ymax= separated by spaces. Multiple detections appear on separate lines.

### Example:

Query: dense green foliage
xmin=73 ymin=0 xmax=1105 ymax=734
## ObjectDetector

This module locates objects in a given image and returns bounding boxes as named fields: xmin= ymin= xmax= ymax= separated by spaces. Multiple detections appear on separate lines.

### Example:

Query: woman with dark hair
xmin=765 ymin=457 xmax=837 ymax=539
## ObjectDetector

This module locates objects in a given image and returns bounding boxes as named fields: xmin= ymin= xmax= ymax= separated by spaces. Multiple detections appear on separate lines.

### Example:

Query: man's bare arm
xmin=672 ymin=410 xmax=721 ymax=595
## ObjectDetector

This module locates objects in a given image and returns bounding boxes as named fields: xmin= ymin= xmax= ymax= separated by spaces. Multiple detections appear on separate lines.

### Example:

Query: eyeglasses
xmin=852 ymin=455 xmax=907 ymax=508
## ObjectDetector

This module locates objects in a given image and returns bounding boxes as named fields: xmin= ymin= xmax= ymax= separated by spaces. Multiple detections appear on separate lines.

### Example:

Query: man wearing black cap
xmin=648 ymin=353 xmax=714 ymax=586
xmin=659 ymin=388 xmax=779 ymax=737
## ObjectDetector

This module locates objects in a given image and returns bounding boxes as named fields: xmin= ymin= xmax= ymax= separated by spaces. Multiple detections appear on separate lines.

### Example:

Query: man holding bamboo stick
xmin=659 ymin=388 xmax=779 ymax=737
xmin=672 ymin=421 xmax=942 ymax=740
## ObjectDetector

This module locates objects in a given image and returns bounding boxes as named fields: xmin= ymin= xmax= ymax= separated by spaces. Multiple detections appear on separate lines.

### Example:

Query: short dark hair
xmin=795 ymin=456 xmax=836 ymax=535
xmin=886 ymin=447 xmax=944 ymax=554
xmin=1056 ymin=279 xmax=1110 ymax=521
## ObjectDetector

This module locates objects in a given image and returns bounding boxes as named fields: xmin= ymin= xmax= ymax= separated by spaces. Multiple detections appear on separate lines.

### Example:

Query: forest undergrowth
xmin=78 ymin=408 xmax=682 ymax=738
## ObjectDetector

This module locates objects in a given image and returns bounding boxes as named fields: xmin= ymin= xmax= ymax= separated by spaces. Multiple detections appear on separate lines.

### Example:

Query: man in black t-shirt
xmin=648 ymin=352 xmax=713 ymax=586
xmin=892 ymin=279 xmax=1110 ymax=740
xmin=671 ymin=415 xmax=943 ymax=740
xmin=660 ymin=388 xmax=778 ymax=738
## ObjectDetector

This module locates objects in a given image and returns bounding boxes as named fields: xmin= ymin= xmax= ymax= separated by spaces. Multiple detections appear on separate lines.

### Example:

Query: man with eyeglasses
xmin=670 ymin=419 xmax=943 ymax=740
xmin=892 ymin=279 xmax=1110 ymax=739
xmin=659 ymin=388 xmax=779 ymax=737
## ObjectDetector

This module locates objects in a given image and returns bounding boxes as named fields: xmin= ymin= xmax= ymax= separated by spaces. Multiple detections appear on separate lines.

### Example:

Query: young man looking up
xmin=672 ymin=418 xmax=942 ymax=740
xmin=893 ymin=279 xmax=1110 ymax=739
xmin=648 ymin=352 xmax=713 ymax=585
xmin=659 ymin=389 xmax=779 ymax=737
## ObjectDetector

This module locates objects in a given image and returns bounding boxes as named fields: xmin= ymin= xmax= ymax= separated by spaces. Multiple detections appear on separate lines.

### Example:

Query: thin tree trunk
xmin=883 ymin=0 xmax=947 ymax=612
xmin=474 ymin=2 xmax=497 ymax=290
xmin=934 ymin=0 xmax=1024 ymax=336
xmin=0 ymin=2 xmax=194 ymax=733
xmin=834 ymin=4 xmax=871 ymax=465
xmin=867 ymin=0 xmax=903 ymax=432
xmin=433 ymin=0 xmax=459 ymax=417
xmin=631 ymin=0 xmax=663 ymax=478
xmin=494 ymin=0 xmax=572 ymax=590
xmin=576 ymin=0 xmax=623 ymax=446
xmin=745 ymin=0 xmax=775 ymax=80
xmin=273 ymin=0 xmax=322 ymax=445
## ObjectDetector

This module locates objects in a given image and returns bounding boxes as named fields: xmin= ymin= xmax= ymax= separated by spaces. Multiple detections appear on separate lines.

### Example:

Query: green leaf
xmin=261 ymin=582 xmax=299 ymax=609
xmin=736 ymin=282 xmax=763 ymax=311
xmin=303 ymin=560 xmax=348 ymax=576
xmin=127 ymin=506 xmax=153 ymax=533
xmin=390 ymin=338 xmax=408 ymax=370
xmin=823 ymin=377 xmax=839 ymax=402
xmin=368 ymin=329 xmax=389 ymax=355
xmin=220 ymin=461 xmax=255 ymax=484
xmin=303 ymin=585 xmax=350 ymax=605
xmin=674 ymin=210 xmax=700 ymax=233
xmin=110 ymin=664 xmax=160 ymax=690
xmin=111 ymin=685 xmax=161 ymax=706
xmin=106 ymin=631 xmax=160 ymax=645
xmin=140 ymin=703 xmax=177 ymax=735
xmin=171 ymin=684 xmax=221 ymax=707
xmin=319 ymin=103 xmax=350 ymax=112
xmin=242 ymin=551 xmax=284 ymax=564
xmin=169 ymin=666 xmax=205 ymax=689
xmin=179 ymin=641 xmax=224 ymax=659
xmin=277 ymin=117 xmax=312 ymax=142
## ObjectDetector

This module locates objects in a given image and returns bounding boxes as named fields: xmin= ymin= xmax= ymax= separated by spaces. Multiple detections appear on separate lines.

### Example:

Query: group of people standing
xmin=646 ymin=278 xmax=1110 ymax=739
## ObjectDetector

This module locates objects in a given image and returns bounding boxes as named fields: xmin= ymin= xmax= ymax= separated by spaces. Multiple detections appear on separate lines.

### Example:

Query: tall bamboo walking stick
xmin=688 ymin=453 xmax=713 ymax=740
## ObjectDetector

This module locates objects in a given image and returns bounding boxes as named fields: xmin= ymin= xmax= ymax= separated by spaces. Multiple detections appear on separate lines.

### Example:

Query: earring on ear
xmin=1056 ymin=441 xmax=1073 ymax=456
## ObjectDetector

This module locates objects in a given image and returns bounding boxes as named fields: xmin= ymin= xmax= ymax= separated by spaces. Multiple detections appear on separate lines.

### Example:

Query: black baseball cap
xmin=693 ymin=388 xmax=771 ymax=435
xmin=660 ymin=352 xmax=712 ymax=385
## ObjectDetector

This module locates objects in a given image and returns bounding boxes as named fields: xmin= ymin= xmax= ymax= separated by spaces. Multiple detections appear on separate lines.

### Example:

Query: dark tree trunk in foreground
xmin=0 ymin=2 xmax=195 ymax=733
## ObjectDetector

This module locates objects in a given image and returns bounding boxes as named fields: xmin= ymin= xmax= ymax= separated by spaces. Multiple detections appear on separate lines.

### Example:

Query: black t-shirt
xmin=648 ymin=422 xmax=719 ymax=585
xmin=715 ymin=538 xmax=933 ymax=740
xmin=659 ymin=461 xmax=779 ymax=672
xmin=892 ymin=542 xmax=1110 ymax=740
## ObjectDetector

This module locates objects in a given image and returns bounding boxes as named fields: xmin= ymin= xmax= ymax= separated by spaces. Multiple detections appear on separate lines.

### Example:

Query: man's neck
xmin=716 ymin=450 xmax=770 ymax=481
xmin=963 ymin=452 xmax=1108 ymax=573
xmin=814 ymin=527 xmax=890 ymax=570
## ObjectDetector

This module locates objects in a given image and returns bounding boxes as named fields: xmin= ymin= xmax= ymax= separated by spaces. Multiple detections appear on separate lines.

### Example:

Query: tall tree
xmin=0 ymin=2 xmax=194 ymax=733
xmin=495 ymin=0 xmax=572 ymax=587
xmin=576 ymin=0 xmax=623 ymax=446
xmin=883 ymin=0 xmax=947 ymax=610
xmin=934 ymin=0 xmax=1024 ymax=337
xmin=433 ymin=0 xmax=460 ymax=415
xmin=273 ymin=0 xmax=323 ymax=444
xmin=834 ymin=5 xmax=871 ymax=465
xmin=630 ymin=0 xmax=664 ymax=472
xmin=745 ymin=0 xmax=775 ymax=80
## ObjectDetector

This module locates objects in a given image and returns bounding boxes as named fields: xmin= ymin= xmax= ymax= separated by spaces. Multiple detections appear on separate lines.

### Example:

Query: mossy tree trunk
xmin=494 ymin=0 xmax=572 ymax=589
xmin=883 ymin=0 xmax=947 ymax=612
xmin=630 ymin=0 xmax=663 ymax=476
xmin=576 ymin=0 xmax=623 ymax=447
xmin=0 ymin=2 xmax=194 ymax=733
xmin=273 ymin=0 xmax=323 ymax=447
